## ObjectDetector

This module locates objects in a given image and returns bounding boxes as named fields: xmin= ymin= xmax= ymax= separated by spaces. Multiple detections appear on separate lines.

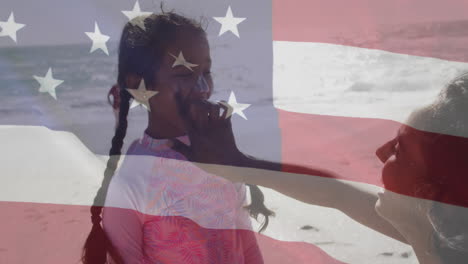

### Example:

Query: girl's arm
xmin=102 ymin=206 xmax=145 ymax=263
xmin=240 ymin=230 xmax=265 ymax=264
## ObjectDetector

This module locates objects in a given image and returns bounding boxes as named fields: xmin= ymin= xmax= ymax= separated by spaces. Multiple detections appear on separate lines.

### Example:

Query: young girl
xmin=177 ymin=73 xmax=468 ymax=263
xmin=81 ymin=12 xmax=274 ymax=264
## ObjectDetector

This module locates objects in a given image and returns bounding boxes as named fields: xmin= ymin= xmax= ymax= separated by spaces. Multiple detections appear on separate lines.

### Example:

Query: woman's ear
xmin=125 ymin=74 xmax=142 ymax=90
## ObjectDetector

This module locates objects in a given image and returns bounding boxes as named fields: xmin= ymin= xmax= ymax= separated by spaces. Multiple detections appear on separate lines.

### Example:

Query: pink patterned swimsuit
xmin=103 ymin=133 xmax=262 ymax=264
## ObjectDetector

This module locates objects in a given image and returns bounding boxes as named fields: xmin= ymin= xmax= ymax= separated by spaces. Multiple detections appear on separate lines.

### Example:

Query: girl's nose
xmin=192 ymin=75 xmax=210 ymax=99
xmin=195 ymin=75 xmax=209 ymax=93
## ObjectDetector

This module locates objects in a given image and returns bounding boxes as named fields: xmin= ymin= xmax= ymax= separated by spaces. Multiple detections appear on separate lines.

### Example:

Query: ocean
xmin=0 ymin=39 xmax=257 ymax=155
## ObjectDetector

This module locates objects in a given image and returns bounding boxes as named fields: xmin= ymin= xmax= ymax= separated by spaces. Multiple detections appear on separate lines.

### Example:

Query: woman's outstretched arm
xmin=193 ymin=153 xmax=408 ymax=244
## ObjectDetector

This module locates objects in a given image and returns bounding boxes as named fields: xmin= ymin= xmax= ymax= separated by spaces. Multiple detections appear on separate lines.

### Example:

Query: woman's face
xmin=374 ymin=123 xmax=430 ymax=223
xmin=148 ymin=29 xmax=213 ymax=136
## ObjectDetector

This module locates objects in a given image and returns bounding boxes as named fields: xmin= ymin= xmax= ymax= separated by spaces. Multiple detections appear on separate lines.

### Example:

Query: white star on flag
xmin=126 ymin=79 xmax=158 ymax=111
xmin=169 ymin=51 xmax=198 ymax=71
xmin=213 ymin=6 xmax=246 ymax=38
xmin=220 ymin=91 xmax=250 ymax=120
xmin=122 ymin=1 xmax=152 ymax=31
xmin=33 ymin=68 xmax=64 ymax=100
xmin=0 ymin=12 xmax=25 ymax=43
xmin=85 ymin=22 xmax=110 ymax=55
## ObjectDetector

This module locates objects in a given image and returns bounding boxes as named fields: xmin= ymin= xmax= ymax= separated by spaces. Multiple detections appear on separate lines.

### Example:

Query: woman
xmin=172 ymin=73 xmax=468 ymax=263
xmin=82 ymin=11 xmax=274 ymax=264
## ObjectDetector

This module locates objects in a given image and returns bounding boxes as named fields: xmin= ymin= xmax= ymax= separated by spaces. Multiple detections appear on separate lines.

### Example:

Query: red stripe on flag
xmin=0 ymin=202 xmax=89 ymax=264
xmin=0 ymin=202 xmax=346 ymax=264
xmin=272 ymin=0 xmax=468 ymax=62
xmin=279 ymin=110 xmax=468 ymax=208
xmin=279 ymin=110 xmax=398 ymax=186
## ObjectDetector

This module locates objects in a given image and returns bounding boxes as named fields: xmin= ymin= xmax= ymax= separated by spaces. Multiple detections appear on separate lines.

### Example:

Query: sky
xmin=0 ymin=0 xmax=245 ymax=47
xmin=3 ymin=0 xmax=468 ymax=47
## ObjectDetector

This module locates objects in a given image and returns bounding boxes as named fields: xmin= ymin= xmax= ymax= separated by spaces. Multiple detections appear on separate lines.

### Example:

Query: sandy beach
xmin=0 ymin=125 xmax=417 ymax=263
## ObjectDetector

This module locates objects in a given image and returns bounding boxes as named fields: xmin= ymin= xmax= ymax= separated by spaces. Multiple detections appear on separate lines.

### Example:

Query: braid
xmin=81 ymin=90 xmax=131 ymax=264
xmin=245 ymin=184 xmax=275 ymax=233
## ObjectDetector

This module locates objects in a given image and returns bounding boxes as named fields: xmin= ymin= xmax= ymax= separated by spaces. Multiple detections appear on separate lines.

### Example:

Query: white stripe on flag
xmin=273 ymin=41 xmax=468 ymax=124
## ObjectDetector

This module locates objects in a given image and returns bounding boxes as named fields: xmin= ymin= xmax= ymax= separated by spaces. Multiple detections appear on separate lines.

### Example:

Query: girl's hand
xmin=171 ymin=95 xmax=245 ymax=167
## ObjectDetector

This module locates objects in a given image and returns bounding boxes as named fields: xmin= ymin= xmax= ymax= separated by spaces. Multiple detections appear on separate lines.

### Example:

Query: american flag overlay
xmin=1 ymin=0 xmax=468 ymax=263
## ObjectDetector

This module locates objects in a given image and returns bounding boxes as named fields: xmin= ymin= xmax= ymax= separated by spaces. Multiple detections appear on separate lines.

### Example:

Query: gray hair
xmin=412 ymin=73 xmax=468 ymax=263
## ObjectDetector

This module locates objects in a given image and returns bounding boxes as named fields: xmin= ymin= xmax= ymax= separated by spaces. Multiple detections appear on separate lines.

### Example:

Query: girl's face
xmin=148 ymin=29 xmax=213 ymax=137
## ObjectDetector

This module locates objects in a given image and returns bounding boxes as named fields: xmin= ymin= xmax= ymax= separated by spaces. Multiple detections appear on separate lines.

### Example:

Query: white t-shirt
xmin=102 ymin=133 xmax=262 ymax=263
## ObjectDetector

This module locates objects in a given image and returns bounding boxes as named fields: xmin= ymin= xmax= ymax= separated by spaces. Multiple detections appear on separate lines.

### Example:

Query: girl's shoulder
xmin=111 ymin=139 xmax=163 ymax=186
